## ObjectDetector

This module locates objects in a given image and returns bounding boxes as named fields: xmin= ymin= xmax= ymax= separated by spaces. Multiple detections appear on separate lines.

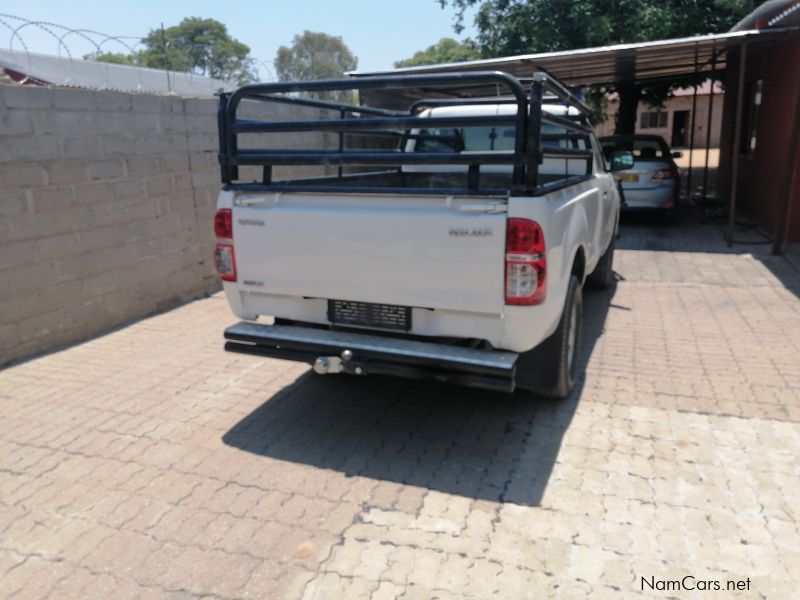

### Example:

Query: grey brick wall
xmin=0 ymin=83 xmax=332 ymax=366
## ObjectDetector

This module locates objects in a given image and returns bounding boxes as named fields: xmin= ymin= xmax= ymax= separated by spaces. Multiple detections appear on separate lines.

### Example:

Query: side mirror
xmin=610 ymin=151 xmax=635 ymax=172
xmin=671 ymin=150 xmax=684 ymax=158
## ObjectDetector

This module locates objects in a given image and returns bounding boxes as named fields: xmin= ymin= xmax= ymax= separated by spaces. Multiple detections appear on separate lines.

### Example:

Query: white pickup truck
xmin=214 ymin=72 xmax=631 ymax=397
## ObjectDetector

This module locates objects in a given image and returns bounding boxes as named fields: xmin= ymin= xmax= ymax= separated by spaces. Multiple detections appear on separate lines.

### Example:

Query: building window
xmin=740 ymin=79 xmax=763 ymax=154
xmin=640 ymin=111 xmax=668 ymax=129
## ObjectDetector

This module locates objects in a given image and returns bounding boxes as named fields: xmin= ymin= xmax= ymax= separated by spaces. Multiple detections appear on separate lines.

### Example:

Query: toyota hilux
xmin=214 ymin=72 xmax=631 ymax=397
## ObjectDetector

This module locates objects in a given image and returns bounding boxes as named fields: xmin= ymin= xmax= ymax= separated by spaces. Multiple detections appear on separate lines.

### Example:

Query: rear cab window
xmin=410 ymin=120 xmax=591 ymax=183
xmin=414 ymin=126 xmax=516 ymax=152
xmin=412 ymin=124 xmax=584 ymax=152
xmin=600 ymin=137 xmax=671 ymax=164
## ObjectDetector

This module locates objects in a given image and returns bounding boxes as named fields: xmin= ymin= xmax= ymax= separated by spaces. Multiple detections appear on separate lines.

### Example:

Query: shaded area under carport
xmin=352 ymin=24 xmax=800 ymax=253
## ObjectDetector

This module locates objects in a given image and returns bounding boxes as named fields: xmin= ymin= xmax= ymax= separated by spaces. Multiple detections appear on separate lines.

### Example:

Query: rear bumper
xmin=621 ymin=184 xmax=677 ymax=209
xmin=224 ymin=321 xmax=519 ymax=392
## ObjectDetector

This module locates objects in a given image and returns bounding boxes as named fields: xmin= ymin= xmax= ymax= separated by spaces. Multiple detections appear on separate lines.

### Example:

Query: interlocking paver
xmin=1 ymin=218 xmax=800 ymax=598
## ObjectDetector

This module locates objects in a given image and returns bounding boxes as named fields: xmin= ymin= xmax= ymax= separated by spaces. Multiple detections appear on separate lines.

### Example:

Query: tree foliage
xmin=84 ymin=52 xmax=135 ymax=65
xmin=444 ymin=0 xmax=760 ymax=55
xmin=139 ymin=18 xmax=255 ymax=83
xmin=440 ymin=0 xmax=763 ymax=132
xmin=395 ymin=38 xmax=480 ymax=68
xmin=275 ymin=31 xmax=358 ymax=102
xmin=86 ymin=17 xmax=256 ymax=84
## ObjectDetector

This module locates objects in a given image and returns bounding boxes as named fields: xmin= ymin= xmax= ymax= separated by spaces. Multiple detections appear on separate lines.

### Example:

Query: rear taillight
xmin=214 ymin=243 xmax=236 ymax=281
xmin=505 ymin=218 xmax=546 ymax=305
xmin=651 ymin=167 xmax=678 ymax=183
xmin=214 ymin=209 xmax=236 ymax=281
xmin=214 ymin=208 xmax=233 ymax=239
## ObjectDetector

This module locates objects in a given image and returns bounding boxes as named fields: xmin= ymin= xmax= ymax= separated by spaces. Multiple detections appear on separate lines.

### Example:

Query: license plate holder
xmin=328 ymin=300 xmax=412 ymax=331
xmin=620 ymin=173 xmax=639 ymax=183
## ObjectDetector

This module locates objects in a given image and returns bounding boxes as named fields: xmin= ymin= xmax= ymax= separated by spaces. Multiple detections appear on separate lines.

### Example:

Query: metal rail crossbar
xmin=217 ymin=70 xmax=595 ymax=196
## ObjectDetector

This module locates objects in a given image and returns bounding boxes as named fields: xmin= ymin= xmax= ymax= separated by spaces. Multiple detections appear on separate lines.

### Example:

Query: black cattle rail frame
xmin=217 ymin=71 xmax=594 ymax=197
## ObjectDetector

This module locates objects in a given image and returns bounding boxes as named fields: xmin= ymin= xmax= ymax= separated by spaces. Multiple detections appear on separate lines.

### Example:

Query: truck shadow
xmin=222 ymin=282 xmax=617 ymax=507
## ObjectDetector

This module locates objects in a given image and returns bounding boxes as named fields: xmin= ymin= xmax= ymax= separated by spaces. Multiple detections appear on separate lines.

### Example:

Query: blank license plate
xmin=328 ymin=300 xmax=411 ymax=331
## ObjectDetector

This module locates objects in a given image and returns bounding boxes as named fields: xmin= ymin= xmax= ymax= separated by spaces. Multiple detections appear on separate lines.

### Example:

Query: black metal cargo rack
xmin=217 ymin=71 xmax=595 ymax=196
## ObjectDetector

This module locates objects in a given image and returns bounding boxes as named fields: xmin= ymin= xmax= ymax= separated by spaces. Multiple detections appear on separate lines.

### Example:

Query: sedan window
xmin=601 ymin=138 xmax=670 ymax=163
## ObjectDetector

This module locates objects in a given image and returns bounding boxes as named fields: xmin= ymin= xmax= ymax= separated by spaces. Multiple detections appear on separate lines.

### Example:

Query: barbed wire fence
xmin=0 ymin=13 xmax=278 ymax=92
xmin=0 ymin=14 xmax=144 ymax=62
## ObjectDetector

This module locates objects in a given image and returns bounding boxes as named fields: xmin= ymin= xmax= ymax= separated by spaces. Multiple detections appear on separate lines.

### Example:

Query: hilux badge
xmin=449 ymin=226 xmax=493 ymax=237
xmin=238 ymin=218 xmax=265 ymax=227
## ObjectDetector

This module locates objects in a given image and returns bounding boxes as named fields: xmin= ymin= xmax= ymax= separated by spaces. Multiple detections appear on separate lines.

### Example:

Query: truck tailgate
xmin=232 ymin=193 xmax=507 ymax=314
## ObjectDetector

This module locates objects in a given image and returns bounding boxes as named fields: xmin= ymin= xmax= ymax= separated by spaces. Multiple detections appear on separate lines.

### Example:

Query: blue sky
xmin=0 ymin=0 xmax=478 ymax=77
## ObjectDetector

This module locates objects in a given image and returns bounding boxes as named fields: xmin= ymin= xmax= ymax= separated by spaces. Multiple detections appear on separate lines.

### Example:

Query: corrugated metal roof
xmin=732 ymin=0 xmax=800 ymax=30
xmin=0 ymin=48 xmax=235 ymax=96
xmin=354 ymin=29 xmax=784 ymax=83
xmin=350 ymin=28 xmax=794 ymax=110
xmin=770 ymin=2 xmax=800 ymax=26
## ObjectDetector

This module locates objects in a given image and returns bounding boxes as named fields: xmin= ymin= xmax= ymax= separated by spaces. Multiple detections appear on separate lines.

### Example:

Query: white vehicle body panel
xmin=231 ymin=193 xmax=507 ymax=314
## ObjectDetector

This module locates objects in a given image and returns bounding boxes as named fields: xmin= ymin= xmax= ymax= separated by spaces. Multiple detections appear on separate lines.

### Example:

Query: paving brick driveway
xmin=2 ymin=218 xmax=800 ymax=599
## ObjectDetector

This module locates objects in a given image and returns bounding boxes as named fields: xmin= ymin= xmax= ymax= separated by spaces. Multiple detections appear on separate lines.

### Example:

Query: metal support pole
xmin=727 ymin=42 xmax=748 ymax=246
xmin=686 ymin=43 xmax=700 ymax=199
xmin=525 ymin=80 xmax=544 ymax=191
xmin=160 ymin=23 xmax=171 ymax=93
xmin=771 ymin=75 xmax=800 ymax=255
xmin=702 ymin=51 xmax=717 ymax=201
xmin=338 ymin=108 xmax=345 ymax=178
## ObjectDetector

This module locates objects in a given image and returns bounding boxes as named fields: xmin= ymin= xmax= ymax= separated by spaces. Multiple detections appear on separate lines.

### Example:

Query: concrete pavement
xmin=1 ymin=218 xmax=799 ymax=598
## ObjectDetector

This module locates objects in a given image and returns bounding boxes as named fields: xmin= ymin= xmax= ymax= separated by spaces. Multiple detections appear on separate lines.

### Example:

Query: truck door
xmin=589 ymin=132 xmax=618 ymax=253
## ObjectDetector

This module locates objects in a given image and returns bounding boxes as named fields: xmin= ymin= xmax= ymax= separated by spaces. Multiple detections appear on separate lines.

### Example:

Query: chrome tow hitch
xmin=313 ymin=356 xmax=342 ymax=374
xmin=313 ymin=349 xmax=364 ymax=375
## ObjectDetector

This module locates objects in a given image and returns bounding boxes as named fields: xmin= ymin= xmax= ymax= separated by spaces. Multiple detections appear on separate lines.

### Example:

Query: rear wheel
xmin=587 ymin=237 xmax=615 ymax=289
xmin=515 ymin=275 xmax=583 ymax=398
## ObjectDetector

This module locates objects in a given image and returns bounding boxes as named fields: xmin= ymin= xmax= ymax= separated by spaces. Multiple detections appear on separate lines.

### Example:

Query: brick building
xmin=717 ymin=3 xmax=800 ymax=249
xmin=595 ymin=81 xmax=725 ymax=149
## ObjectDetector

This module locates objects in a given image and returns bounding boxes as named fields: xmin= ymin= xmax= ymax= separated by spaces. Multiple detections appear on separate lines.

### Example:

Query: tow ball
xmin=313 ymin=349 xmax=364 ymax=375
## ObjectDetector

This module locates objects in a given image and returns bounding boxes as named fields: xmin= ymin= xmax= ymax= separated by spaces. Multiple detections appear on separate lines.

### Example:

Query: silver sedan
xmin=600 ymin=135 xmax=681 ymax=215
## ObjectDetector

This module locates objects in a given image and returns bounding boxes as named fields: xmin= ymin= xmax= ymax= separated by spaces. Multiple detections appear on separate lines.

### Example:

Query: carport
xmin=352 ymin=15 xmax=800 ymax=253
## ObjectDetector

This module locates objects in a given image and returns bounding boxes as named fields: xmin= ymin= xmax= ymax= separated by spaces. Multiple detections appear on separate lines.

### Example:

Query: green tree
xmin=441 ymin=0 xmax=763 ymax=132
xmin=138 ymin=18 xmax=256 ymax=84
xmin=275 ymin=31 xmax=358 ymax=102
xmin=395 ymin=37 xmax=479 ymax=68
xmin=84 ymin=52 xmax=136 ymax=65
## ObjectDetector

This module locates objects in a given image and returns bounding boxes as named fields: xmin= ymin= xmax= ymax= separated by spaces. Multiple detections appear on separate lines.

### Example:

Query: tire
xmin=515 ymin=275 xmax=583 ymax=398
xmin=587 ymin=237 xmax=615 ymax=289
